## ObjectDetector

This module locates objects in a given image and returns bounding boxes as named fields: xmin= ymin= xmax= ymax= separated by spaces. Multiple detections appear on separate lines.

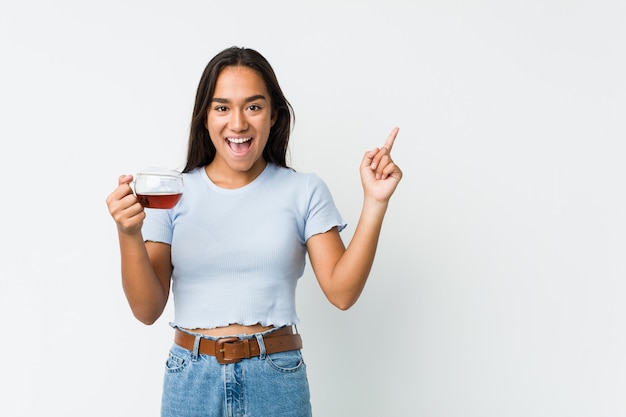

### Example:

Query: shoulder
xmin=181 ymin=167 xmax=205 ymax=187
xmin=266 ymin=164 xmax=325 ymax=187
xmin=181 ymin=167 xmax=202 ymax=179
xmin=264 ymin=165 xmax=336 ymax=207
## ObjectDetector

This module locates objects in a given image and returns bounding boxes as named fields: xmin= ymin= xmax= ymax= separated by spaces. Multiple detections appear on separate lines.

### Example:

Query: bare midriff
xmin=185 ymin=323 xmax=275 ymax=337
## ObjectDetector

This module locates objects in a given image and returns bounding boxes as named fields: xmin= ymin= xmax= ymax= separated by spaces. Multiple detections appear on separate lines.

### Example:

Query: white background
xmin=1 ymin=1 xmax=625 ymax=416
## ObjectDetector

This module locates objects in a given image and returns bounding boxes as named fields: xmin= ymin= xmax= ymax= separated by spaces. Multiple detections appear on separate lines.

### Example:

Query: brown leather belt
xmin=174 ymin=326 xmax=302 ymax=364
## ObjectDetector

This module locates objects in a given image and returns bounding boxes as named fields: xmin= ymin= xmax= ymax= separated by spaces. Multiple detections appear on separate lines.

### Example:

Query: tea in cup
xmin=134 ymin=168 xmax=183 ymax=209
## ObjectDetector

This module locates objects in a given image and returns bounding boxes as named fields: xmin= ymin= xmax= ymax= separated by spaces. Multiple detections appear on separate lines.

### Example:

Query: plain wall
xmin=1 ymin=1 xmax=624 ymax=416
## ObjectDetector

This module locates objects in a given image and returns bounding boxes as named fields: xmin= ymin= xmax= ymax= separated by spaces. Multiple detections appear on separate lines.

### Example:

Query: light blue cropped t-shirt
xmin=141 ymin=163 xmax=346 ymax=329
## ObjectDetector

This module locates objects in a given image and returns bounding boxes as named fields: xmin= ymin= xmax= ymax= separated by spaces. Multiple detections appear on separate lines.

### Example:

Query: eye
xmin=248 ymin=104 xmax=261 ymax=111
xmin=214 ymin=105 xmax=228 ymax=112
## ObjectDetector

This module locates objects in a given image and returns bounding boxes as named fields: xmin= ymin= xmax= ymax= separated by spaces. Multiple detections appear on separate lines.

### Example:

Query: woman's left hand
xmin=360 ymin=127 xmax=403 ymax=202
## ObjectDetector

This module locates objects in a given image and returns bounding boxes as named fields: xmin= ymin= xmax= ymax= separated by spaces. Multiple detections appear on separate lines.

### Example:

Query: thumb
xmin=118 ymin=174 xmax=134 ymax=185
xmin=361 ymin=148 xmax=378 ymax=169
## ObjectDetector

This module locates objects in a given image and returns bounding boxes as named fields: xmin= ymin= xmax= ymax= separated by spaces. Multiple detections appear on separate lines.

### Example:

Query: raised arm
xmin=106 ymin=175 xmax=172 ymax=325
xmin=306 ymin=127 xmax=402 ymax=310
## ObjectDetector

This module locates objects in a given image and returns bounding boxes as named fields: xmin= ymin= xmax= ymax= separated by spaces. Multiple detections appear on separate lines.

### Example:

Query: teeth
xmin=227 ymin=137 xmax=252 ymax=144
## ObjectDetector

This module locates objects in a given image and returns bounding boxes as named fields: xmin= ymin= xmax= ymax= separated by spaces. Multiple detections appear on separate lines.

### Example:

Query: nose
xmin=229 ymin=108 xmax=248 ymax=131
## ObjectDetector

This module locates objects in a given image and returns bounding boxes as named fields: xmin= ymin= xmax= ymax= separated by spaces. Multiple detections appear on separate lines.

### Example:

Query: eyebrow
xmin=211 ymin=94 xmax=268 ymax=104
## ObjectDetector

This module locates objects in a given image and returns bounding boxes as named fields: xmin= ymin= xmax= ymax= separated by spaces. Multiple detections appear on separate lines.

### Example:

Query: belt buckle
xmin=215 ymin=337 xmax=241 ymax=365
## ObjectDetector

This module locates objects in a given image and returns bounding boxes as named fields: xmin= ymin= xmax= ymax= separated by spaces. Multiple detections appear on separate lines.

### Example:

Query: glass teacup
xmin=134 ymin=168 xmax=183 ymax=209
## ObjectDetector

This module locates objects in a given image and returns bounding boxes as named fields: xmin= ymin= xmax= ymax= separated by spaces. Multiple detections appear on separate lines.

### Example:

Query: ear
xmin=271 ymin=109 xmax=278 ymax=127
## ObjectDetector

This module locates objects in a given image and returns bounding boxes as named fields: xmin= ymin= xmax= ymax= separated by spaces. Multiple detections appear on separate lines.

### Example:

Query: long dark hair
xmin=183 ymin=46 xmax=294 ymax=173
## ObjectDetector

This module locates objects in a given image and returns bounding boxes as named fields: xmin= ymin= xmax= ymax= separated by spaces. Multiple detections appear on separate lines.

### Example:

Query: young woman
xmin=106 ymin=46 xmax=402 ymax=417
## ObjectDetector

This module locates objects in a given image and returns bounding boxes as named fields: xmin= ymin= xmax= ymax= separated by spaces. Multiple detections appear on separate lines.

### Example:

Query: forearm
xmin=118 ymin=231 xmax=169 ymax=324
xmin=327 ymin=197 xmax=388 ymax=309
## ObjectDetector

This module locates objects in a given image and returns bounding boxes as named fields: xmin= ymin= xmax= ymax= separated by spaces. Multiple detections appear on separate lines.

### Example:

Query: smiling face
xmin=205 ymin=65 xmax=276 ymax=187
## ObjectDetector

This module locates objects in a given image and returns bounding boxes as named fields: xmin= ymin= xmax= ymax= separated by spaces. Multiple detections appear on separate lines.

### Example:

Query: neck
xmin=205 ymin=159 xmax=268 ymax=189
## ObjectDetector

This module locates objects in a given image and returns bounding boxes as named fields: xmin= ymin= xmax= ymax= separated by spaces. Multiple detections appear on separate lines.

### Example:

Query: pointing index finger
xmin=382 ymin=127 xmax=399 ymax=152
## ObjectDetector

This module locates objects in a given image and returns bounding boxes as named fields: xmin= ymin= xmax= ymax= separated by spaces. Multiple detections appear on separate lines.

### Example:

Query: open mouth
xmin=226 ymin=137 xmax=252 ymax=154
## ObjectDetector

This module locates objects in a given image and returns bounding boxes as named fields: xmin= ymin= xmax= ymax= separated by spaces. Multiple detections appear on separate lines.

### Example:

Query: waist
xmin=174 ymin=325 xmax=302 ymax=364
xmin=184 ymin=323 xmax=275 ymax=337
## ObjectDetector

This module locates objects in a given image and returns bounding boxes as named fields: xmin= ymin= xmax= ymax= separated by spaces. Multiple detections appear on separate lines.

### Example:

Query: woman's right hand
xmin=106 ymin=174 xmax=146 ymax=234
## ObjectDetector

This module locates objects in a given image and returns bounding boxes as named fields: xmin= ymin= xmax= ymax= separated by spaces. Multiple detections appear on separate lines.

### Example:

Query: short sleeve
xmin=141 ymin=207 xmax=174 ymax=244
xmin=304 ymin=174 xmax=347 ymax=241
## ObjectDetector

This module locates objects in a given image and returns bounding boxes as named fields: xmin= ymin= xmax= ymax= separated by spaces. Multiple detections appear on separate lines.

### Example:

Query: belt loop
xmin=255 ymin=333 xmax=267 ymax=360
xmin=191 ymin=335 xmax=201 ymax=362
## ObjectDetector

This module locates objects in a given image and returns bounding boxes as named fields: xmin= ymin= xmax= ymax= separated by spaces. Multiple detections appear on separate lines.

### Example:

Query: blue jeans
xmin=161 ymin=327 xmax=312 ymax=417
